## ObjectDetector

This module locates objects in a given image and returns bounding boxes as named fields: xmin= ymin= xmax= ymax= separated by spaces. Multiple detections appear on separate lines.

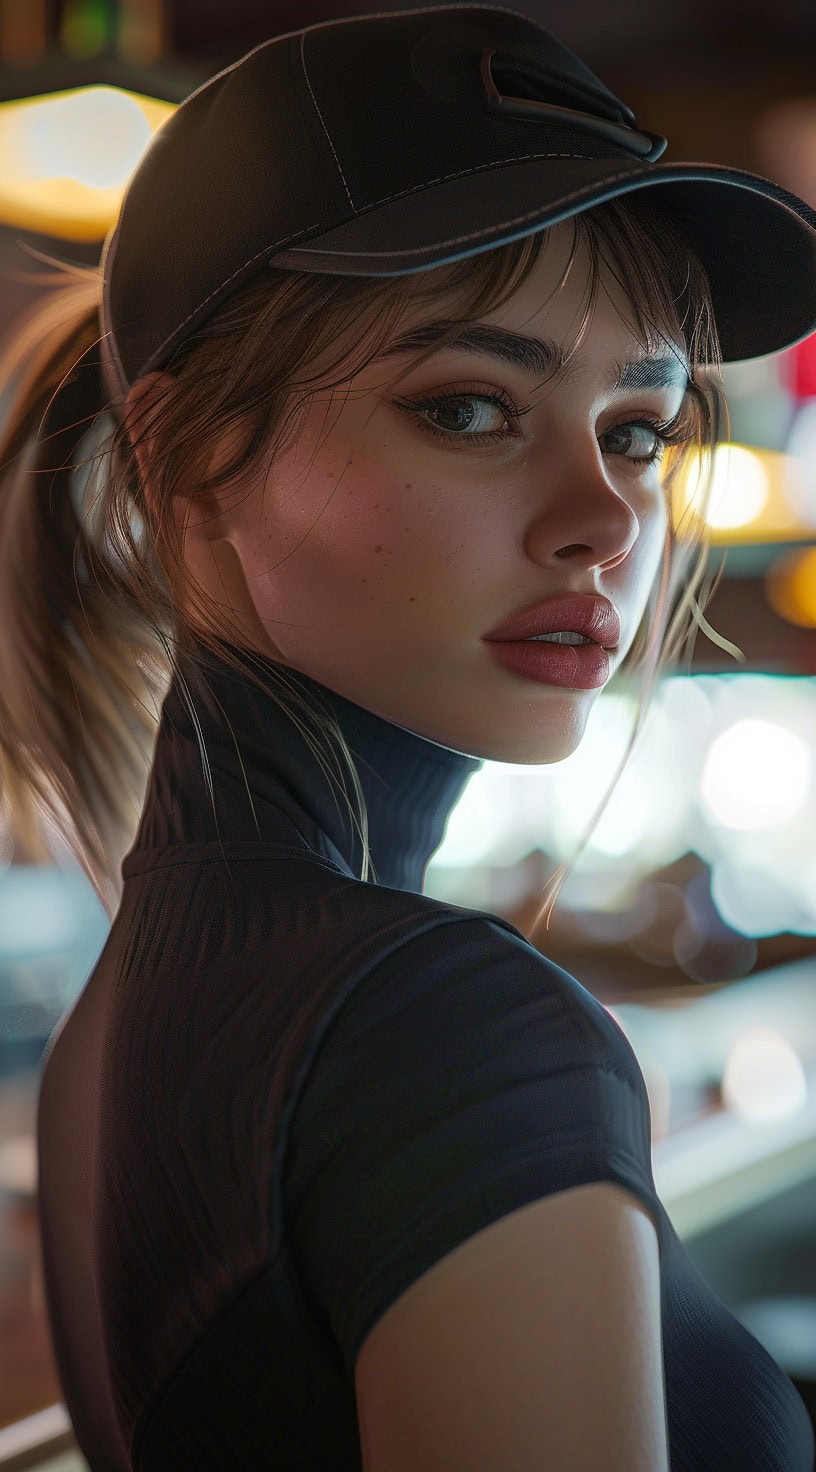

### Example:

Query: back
xmin=35 ymin=641 xmax=815 ymax=1470
xmin=355 ymin=1181 xmax=668 ymax=1472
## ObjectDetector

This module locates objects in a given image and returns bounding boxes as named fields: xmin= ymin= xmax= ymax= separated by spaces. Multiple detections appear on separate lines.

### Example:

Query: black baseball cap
xmin=99 ymin=2 xmax=816 ymax=407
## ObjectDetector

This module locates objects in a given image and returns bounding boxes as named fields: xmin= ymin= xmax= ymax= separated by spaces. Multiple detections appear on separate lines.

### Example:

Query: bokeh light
xmin=765 ymin=545 xmax=816 ymax=629
xmin=24 ymin=87 xmax=151 ymax=189
xmin=722 ymin=1027 xmax=808 ymax=1123
xmin=0 ymin=85 xmax=174 ymax=238
xmin=706 ymin=444 xmax=771 ymax=530
xmin=699 ymin=718 xmax=812 ymax=831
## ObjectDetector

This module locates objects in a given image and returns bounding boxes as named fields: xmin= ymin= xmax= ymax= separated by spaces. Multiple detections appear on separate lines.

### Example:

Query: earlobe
xmin=182 ymin=530 xmax=283 ymax=661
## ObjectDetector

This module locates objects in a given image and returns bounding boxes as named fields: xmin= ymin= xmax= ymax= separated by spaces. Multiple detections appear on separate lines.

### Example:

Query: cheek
xmin=631 ymin=476 xmax=670 ymax=569
xmin=608 ymin=485 xmax=669 ymax=617
xmin=239 ymin=451 xmax=431 ymax=606
xmin=649 ymin=485 xmax=671 ymax=569
xmin=303 ymin=444 xmax=479 ymax=572
xmin=631 ymin=495 xmax=671 ymax=620
xmin=642 ymin=497 xmax=665 ymax=565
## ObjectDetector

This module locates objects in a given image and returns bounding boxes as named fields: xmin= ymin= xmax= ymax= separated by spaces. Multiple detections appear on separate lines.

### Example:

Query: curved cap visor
xmin=271 ymin=157 xmax=816 ymax=363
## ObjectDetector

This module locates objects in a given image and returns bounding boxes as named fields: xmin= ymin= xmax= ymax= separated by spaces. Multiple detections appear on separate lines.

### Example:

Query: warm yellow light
xmin=707 ymin=444 xmax=770 ymax=529
xmin=672 ymin=442 xmax=811 ymax=544
xmin=765 ymin=545 xmax=816 ymax=629
xmin=0 ymin=85 xmax=175 ymax=241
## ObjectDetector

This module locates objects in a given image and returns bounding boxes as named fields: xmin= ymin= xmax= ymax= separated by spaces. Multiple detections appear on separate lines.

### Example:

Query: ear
xmin=122 ymin=370 xmax=176 ymax=488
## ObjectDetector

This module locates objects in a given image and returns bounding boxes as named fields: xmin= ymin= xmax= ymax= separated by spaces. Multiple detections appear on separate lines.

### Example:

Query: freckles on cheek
xmin=349 ymin=476 xmax=418 ymax=591
xmin=354 ymin=480 xmax=453 ymax=613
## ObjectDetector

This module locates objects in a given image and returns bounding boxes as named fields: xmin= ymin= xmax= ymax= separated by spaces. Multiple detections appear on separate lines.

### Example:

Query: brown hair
xmin=0 ymin=191 xmax=735 ymax=932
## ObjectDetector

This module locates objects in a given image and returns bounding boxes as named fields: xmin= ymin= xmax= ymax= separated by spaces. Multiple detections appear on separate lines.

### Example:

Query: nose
xmin=524 ymin=450 xmax=645 ymax=571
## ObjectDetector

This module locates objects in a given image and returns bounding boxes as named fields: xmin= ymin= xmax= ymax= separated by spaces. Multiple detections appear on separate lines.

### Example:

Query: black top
xmin=36 ymin=639 xmax=815 ymax=1470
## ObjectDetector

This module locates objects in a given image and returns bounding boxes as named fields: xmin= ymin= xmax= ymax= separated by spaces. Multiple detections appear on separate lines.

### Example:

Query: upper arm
xmin=354 ymin=1181 xmax=668 ymax=1472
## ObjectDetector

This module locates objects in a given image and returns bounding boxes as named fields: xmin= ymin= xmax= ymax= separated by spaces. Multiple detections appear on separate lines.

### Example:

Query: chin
xmin=476 ymin=700 xmax=594 ymax=766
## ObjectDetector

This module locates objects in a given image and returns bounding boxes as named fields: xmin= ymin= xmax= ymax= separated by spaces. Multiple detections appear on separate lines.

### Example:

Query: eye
xmin=391 ymin=383 xmax=698 ymax=465
xmin=602 ymin=413 xmax=698 ymax=467
xmin=603 ymin=419 xmax=667 ymax=466
xmin=391 ymin=383 xmax=531 ymax=446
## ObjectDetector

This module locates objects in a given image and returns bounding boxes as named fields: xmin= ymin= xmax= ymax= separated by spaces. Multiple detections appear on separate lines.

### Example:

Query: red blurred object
xmin=780 ymin=330 xmax=816 ymax=401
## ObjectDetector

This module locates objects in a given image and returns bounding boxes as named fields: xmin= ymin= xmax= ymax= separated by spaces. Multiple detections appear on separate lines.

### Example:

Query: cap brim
xmin=270 ymin=157 xmax=816 ymax=363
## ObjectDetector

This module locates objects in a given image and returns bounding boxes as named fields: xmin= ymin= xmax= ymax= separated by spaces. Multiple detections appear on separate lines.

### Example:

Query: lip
xmin=485 ymin=637 xmax=611 ymax=690
xmin=482 ymin=592 xmax=621 ymax=650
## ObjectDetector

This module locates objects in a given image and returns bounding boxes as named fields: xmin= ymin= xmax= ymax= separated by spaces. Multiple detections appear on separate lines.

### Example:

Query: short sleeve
xmin=283 ymin=915 xmax=663 ymax=1384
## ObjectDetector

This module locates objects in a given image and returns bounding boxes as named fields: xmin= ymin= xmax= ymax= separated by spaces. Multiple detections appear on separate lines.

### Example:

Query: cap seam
xmin=135 ymin=221 xmax=327 ymax=382
xmin=360 ymin=149 xmax=597 ymax=213
xmin=295 ymin=3 xmax=549 ymax=42
xmin=294 ymin=161 xmax=802 ymax=260
xmin=300 ymin=29 xmax=356 ymax=212
xmin=135 ymin=152 xmax=597 ymax=382
xmin=297 ymin=159 xmax=645 ymax=259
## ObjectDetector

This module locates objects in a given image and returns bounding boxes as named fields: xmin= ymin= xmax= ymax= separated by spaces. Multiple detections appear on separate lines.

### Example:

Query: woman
xmin=2 ymin=5 xmax=815 ymax=1469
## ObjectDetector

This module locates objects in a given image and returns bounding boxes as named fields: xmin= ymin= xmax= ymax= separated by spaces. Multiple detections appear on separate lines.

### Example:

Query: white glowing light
xmin=722 ymin=1027 xmax=808 ymax=1123
xmin=704 ymin=444 xmax=770 ymax=530
xmin=548 ymin=694 xmax=634 ymax=844
xmin=433 ymin=766 xmax=517 ymax=867
xmin=583 ymin=702 xmax=683 ymax=859
xmin=23 ymin=87 xmax=152 ymax=189
xmin=699 ymin=718 xmax=811 ymax=830
xmin=586 ymin=780 xmax=654 ymax=857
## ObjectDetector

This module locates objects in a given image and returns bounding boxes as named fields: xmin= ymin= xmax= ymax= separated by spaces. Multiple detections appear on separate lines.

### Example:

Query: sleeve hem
xmin=344 ymin=1153 xmax=663 ymax=1384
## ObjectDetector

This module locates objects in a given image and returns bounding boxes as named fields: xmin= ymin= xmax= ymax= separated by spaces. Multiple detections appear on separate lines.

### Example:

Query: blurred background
xmin=1 ymin=1 xmax=816 ymax=1466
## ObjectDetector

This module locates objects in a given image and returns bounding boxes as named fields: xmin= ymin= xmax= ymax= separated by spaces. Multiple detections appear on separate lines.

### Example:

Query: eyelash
xmin=392 ymin=382 xmax=696 ymax=465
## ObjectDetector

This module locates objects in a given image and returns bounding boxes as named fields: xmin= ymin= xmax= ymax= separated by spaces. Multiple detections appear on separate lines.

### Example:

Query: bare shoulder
xmin=355 ymin=1181 xmax=668 ymax=1472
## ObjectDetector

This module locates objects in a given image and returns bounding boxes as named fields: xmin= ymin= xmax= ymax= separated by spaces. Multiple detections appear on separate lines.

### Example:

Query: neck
xmin=129 ymin=637 xmax=484 ymax=895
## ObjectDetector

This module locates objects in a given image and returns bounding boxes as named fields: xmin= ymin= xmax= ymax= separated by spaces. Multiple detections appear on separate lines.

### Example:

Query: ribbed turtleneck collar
xmin=131 ymin=637 xmax=483 ymax=894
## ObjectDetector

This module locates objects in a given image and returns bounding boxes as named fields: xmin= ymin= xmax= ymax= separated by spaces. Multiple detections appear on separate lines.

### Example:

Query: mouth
xmin=483 ymin=592 xmax=622 ymax=649
xmin=484 ymin=633 xmax=612 ymax=691
xmin=521 ymin=632 xmax=615 ymax=652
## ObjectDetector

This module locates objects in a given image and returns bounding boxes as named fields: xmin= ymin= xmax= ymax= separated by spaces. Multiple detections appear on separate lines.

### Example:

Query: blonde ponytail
xmin=0 ymin=256 xmax=169 ymax=918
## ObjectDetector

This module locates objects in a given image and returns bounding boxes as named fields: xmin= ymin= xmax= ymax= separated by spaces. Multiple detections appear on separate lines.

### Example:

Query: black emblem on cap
xmin=480 ymin=47 xmax=667 ymax=162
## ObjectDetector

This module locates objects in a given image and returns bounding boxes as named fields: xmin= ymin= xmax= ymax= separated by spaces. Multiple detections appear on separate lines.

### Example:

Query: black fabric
xmin=100 ymin=3 xmax=816 ymax=408
xmin=37 ymin=639 xmax=815 ymax=1470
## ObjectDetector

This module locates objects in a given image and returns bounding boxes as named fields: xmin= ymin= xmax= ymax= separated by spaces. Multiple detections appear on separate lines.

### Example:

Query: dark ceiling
xmin=164 ymin=0 xmax=816 ymax=93
xmin=165 ymin=0 xmax=816 ymax=65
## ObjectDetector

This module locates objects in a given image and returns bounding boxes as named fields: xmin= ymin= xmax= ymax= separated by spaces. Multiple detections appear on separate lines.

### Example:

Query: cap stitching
xmin=350 ymin=162 xmax=816 ymax=258
xmin=132 ymin=162 xmax=813 ymax=386
xmin=136 ymin=161 xmax=641 ymax=380
xmin=299 ymin=162 xmax=654 ymax=258
xmin=136 ymin=151 xmax=595 ymax=380
xmin=139 ymin=223 xmax=326 ymax=380
xmin=361 ymin=150 xmax=596 ymax=211
xmin=300 ymin=29 xmax=356 ymax=212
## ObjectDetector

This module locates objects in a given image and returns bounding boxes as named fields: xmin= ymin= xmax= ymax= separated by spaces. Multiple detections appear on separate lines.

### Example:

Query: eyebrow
xmin=376 ymin=319 xmax=691 ymax=393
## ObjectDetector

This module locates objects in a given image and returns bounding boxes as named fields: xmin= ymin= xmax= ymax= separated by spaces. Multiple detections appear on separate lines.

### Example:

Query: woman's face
xmin=134 ymin=221 xmax=692 ymax=765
